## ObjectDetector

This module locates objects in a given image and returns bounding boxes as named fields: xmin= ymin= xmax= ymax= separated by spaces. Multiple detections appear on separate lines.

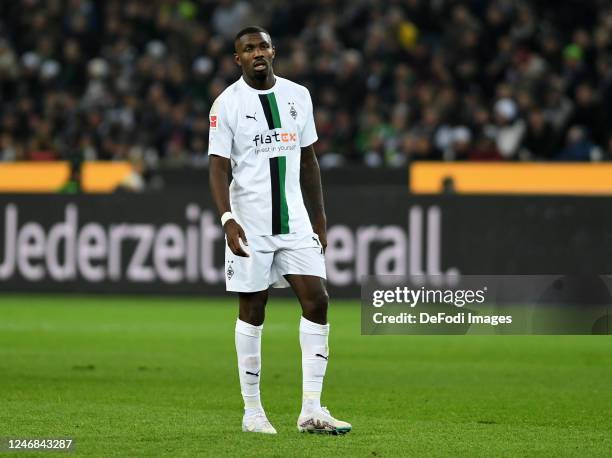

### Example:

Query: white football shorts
xmin=224 ymin=231 xmax=326 ymax=292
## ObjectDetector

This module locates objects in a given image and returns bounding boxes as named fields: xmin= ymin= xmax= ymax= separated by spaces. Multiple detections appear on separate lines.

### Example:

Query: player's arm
xmin=209 ymin=155 xmax=249 ymax=257
xmin=208 ymin=96 xmax=248 ymax=257
xmin=300 ymin=144 xmax=327 ymax=252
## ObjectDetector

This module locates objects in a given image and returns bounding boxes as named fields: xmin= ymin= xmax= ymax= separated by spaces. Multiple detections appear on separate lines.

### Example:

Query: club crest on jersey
xmin=226 ymin=260 xmax=234 ymax=280
xmin=288 ymin=102 xmax=297 ymax=120
xmin=209 ymin=115 xmax=218 ymax=130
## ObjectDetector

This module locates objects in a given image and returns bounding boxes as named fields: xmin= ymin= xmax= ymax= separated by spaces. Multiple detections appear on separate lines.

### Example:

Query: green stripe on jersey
xmin=269 ymin=156 xmax=290 ymax=234
xmin=267 ymin=93 xmax=282 ymax=129
xmin=278 ymin=156 xmax=289 ymax=233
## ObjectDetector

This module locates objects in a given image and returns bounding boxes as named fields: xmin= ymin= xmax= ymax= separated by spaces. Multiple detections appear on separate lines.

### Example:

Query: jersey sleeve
xmin=300 ymin=87 xmax=318 ymax=147
xmin=208 ymin=96 xmax=233 ymax=158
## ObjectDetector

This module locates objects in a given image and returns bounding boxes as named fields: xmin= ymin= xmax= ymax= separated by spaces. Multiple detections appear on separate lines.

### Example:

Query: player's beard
xmin=251 ymin=58 xmax=272 ymax=81
xmin=252 ymin=67 xmax=271 ymax=81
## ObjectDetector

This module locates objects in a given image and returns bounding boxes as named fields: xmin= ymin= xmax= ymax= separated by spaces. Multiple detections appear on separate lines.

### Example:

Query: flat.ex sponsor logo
xmin=253 ymin=131 xmax=297 ymax=147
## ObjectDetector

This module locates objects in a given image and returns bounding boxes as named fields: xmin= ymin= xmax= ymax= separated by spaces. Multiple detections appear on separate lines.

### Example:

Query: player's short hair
xmin=234 ymin=26 xmax=271 ymax=43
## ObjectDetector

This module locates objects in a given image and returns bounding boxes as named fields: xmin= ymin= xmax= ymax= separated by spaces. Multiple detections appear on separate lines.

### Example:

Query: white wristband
xmin=221 ymin=212 xmax=234 ymax=227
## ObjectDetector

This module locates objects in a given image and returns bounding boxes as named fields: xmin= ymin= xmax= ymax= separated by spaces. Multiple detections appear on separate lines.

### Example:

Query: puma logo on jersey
xmin=246 ymin=113 xmax=257 ymax=121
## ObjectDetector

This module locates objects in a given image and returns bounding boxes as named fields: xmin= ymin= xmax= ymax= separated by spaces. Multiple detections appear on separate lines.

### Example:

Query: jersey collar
xmin=239 ymin=74 xmax=279 ymax=94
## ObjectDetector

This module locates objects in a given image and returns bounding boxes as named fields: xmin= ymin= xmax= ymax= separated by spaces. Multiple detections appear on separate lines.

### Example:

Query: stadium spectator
xmin=0 ymin=0 xmax=610 ymax=172
xmin=557 ymin=126 xmax=603 ymax=161
xmin=492 ymin=98 xmax=525 ymax=159
xmin=520 ymin=110 xmax=559 ymax=160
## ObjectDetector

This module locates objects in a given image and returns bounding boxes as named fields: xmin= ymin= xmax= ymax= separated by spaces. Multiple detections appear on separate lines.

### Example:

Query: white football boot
xmin=242 ymin=412 xmax=277 ymax=434
xmin=297 ymin=406 xmax=351 ymax=435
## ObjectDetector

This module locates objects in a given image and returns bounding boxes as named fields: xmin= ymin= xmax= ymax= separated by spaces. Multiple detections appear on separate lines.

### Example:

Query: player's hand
xmin=313 ymin=216 xmax=327 ymax=254
xmin=224 ymin=220 xmax=249 ymax=257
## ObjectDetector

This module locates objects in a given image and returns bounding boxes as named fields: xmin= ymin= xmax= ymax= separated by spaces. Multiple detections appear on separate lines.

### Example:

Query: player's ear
xmin=234 ymin=53 xmax=241 ymax=67
xmin=271 ymin=46 xmax=276 ymax=60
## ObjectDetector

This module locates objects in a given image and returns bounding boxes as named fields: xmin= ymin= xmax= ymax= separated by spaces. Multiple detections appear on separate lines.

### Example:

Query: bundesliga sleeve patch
xmin=209 ymin=114 xmax=218 ymax=130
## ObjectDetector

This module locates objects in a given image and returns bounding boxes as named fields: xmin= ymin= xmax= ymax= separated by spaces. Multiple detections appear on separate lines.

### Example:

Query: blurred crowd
xmin=0 ymin=0 xmax=611 ymax=170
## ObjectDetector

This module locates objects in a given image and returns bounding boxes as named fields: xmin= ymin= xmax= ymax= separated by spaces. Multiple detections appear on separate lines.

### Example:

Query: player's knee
xmin=316 ymin=290 xmax=329 ymax=311
xmin=249 ymin=299 xmax=267 ymax=312
xmin=239 ymin=295 xmax=268 ymax=325
xmin=304 ymin=290 xmax=329 ymax=313
xmin=240 ymin=307 xmax=265 ymax=326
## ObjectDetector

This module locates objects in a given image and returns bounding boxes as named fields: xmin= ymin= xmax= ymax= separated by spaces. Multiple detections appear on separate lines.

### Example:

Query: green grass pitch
xmin=1 ymin=295 xmax=611 ymax=457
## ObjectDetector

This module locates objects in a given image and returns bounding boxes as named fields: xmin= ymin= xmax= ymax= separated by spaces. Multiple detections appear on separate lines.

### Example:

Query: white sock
xmin=235 ymin=319 xmax=264 ymax=417
xmin=299 ymin=316 xmax=330 ymax=415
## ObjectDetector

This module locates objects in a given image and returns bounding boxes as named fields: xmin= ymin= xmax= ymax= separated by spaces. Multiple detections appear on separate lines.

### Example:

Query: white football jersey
xmin=208 ymin=75 xmax=318 ymax=236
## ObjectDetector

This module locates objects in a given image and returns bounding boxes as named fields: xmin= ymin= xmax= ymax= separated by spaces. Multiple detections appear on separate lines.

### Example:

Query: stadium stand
xmin=0 ymin=0 xmax=610 ymax=172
